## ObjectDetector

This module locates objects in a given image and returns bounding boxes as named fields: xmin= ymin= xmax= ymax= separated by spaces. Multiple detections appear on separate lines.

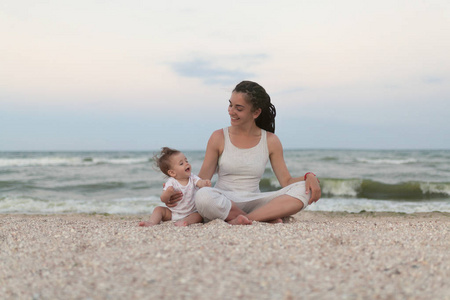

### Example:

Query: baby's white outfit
xmin=164 ymin=174 xmax=201 ymax=221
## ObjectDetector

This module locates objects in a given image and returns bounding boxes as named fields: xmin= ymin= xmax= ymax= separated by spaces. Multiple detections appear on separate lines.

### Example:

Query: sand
xmin=1 ymin=211 xmax=449 ymax=300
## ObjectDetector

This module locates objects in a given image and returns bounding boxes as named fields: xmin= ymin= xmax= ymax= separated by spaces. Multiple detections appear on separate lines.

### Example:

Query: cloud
xmin=423 ymin=76 xmax=444 ymax=84
xmin=170 ymin=59 xmax=252 ymax=85
xmin=169 ymin=54 xmax=268 ymax=85
xmin=273 ymin=87 xmax=306 ymax=95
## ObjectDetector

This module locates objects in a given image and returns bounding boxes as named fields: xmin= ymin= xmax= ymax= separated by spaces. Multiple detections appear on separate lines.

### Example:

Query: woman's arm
xmin=197 ymin=129 xmax=224 ymax=180
xmin=267 ymin=133 xmax=296 ymax=187
xmin=267 ymin=133 xmax=321 ymax=203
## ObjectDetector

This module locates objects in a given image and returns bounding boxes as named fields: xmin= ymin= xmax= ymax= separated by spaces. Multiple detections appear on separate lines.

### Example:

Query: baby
xmin=139 ymin=147 xmax=211 ymax=227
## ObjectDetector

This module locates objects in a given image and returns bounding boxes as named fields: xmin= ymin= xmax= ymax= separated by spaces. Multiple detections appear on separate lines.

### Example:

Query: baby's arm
xmin=196 ymin=179 xmax=212 ymax=188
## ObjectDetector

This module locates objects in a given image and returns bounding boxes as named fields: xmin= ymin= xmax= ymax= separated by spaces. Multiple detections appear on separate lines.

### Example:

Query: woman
xmin=168 ymin=80 xmax=321 ymax=225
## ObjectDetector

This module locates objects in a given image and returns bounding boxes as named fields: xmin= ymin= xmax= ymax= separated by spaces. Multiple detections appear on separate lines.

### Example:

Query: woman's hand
xmin=167 ymin=191 xmax=183 ymax=207
xmin=305 ymin=175 xmax=321 ymax=204
xmin=161 ymin=186 xmax=183 ymax=208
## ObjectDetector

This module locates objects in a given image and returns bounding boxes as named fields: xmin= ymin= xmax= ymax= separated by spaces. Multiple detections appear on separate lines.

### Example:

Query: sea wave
xmin=0 ymin=156 xmax=151 ymax=168
xmin=356 ymin=158 xmax=418 ymax=165
xmin=321 ymin=178 xmax=450 ymax=200
xmin=0 ymin=180 xmax=153 ymax=193
xmin=260 ymin=177 xmax=450 ymax=200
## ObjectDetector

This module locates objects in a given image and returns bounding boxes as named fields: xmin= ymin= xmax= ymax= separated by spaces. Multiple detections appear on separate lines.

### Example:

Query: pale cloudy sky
xmin=1 ymin=0 xmax=449 ymax=151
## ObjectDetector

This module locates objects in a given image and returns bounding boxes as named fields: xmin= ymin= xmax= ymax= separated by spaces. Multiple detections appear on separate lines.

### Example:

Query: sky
xmin=1 ymin=0 xmax=449 ymax=151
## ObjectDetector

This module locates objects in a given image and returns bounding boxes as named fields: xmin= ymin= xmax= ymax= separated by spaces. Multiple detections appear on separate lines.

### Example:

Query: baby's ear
xmin=168 ymin=169 xmax=176 ymax=177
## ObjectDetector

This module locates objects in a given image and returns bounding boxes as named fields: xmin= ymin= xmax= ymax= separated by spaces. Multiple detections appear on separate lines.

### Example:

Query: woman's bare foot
xmin=266 ymin=218 xmax=283 ymax=224
xmin=139 ymin=221 xmax=158 ymax=227
xmin=227 ymin=215 xmax=253 ymax=225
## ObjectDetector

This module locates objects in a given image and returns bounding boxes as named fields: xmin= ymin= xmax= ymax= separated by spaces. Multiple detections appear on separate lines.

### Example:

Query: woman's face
xmin=228 ymin=92 xmax=260 ymax=126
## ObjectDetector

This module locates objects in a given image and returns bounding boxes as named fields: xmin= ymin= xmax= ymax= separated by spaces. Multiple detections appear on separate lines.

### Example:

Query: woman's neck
xmin=229 ymin=123 xmax=261 ymax=137
xmin=228 ymin=124 xmax=262 ymax=149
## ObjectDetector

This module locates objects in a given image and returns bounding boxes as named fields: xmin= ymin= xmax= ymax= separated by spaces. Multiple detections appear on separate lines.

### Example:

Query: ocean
xmin=1 ymin=150 xmax=449 ymax=215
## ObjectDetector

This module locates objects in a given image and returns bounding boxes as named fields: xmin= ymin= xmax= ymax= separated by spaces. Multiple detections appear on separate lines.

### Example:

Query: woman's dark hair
xmin=233 ymin=80 xmax=276 ymax=133
xmin=153 ymin=147 xmax=180 ymax=176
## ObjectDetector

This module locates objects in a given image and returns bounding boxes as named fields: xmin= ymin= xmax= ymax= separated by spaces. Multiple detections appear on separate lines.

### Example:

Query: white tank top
xmin=215 ymin=127 xmax=269 ymax=193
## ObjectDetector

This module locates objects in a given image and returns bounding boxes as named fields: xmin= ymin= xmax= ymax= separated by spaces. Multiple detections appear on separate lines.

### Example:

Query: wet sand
xmin=1 ymin=211 xmax=449 ymax=299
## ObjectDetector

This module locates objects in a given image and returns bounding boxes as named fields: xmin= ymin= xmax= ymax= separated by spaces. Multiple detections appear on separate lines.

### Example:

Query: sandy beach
xmin=1 ymin=211 xmax=449 ymax=300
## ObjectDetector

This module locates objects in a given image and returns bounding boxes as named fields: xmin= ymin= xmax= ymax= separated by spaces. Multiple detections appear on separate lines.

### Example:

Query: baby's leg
xmin=174 ymin=212 xmax=203 ymax=227
xmin=139 ymin=206 xmax=172 ymax=226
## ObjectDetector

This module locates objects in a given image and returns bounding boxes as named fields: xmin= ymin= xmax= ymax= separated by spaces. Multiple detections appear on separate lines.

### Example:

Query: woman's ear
xmin=253 ymin=108 xmax=262 ymax=119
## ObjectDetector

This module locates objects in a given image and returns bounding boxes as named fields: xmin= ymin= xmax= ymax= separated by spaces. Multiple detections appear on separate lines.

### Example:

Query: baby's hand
xmin=197 ymin=179 xmax=212 ymax=188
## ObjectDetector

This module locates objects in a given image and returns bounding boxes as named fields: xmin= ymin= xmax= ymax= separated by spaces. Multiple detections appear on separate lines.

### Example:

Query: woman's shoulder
xmin=207 ymin=128 xmax=225 ymax=151
xmin=209 ymin=128 xmax=225 ymax=141
xmin=266 ymin=131 xmax=280 ymax=144
xmin=266 ymin=131 xmax=283 ymax=153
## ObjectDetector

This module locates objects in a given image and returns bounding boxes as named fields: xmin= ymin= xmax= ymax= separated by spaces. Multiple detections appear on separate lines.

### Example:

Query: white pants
xmin=194 ymin=181 xmax=310 ymax=222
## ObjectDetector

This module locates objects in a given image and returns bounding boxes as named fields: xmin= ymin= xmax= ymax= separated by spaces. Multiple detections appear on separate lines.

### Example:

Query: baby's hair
xmin=153 ymin=147 xmax=180 ymax=176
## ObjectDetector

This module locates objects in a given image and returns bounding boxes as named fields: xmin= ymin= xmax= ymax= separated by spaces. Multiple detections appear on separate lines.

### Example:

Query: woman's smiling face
xmin=228 ymin=92 xmax=260 ymax=126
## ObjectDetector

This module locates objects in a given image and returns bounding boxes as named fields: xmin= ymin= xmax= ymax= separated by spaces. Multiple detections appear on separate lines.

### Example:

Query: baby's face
xmin=169 ymin=152 xmax=192 ymax=180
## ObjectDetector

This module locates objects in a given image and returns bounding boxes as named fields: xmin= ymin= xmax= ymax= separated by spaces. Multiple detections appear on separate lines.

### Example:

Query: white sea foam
xmin=0 ymin=157 xmax=83 ymax=167
xmin=420 ymin=182 xmax=450 ymax=196
xmin=2 ymin=195 xmax=448 ymax=215
xmin=321 ymin=179 xmax=361 ymax=197
xmin=0 ymin=196 xmax=160 ymax=214
xmin=306 ymin=198 xmax=450 ymax=214
xmin=0 ymin=157 xmax=149 ymax=167
xmin=356 ymin=158 xmax=417 ymax=165
xmin=100 ymin=158 xmax=148 ymax=165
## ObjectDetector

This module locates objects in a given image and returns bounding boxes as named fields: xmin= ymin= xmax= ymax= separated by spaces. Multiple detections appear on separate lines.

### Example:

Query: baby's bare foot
xmin=139 ymin=221 xmax=158 ymax=227
xmin=174 ymin=220 xmax=188 ymax=227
